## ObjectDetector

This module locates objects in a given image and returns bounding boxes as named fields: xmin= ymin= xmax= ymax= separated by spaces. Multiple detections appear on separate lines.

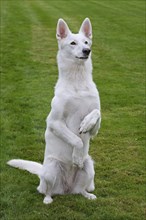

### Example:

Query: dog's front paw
xmin=73 ymin=156 xmax=83 ymax=168
xmin=79 ymin=109 xmax=100 ymax=134
xmin=79 ymin=117 xmax=96 ymax=134
xmin=72 ymin=148 xmax=84 ymax=168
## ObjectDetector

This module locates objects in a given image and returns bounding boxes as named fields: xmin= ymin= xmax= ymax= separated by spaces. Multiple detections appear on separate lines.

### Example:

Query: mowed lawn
xmin=1 ymin=0 xmax=145 ymax=220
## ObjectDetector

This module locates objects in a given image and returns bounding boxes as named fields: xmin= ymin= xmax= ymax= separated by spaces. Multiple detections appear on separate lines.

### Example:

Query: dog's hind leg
xmin=37 ymin=177 xmax=53 ymax=204
xmin=37 ymin=178 xmax=48 ymax=195
xmin=37 ymin=175 xmax=54 ymax=204
xmin=39 ymin=158 xmax=65 ymax=204
xmin=72 ymin=156 xmax=96 ymax=200
xmin=37 ymin=158 xmax=58 ymax=204
xmin=86 ymin=179 xmax=95 ymax=192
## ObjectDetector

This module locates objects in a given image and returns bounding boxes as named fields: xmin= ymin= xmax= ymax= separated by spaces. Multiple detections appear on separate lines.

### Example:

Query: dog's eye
xmin=84 ymin=41 xmax=88 ymax=44
xmin=70 ymin=41 xmax=77 ymax=45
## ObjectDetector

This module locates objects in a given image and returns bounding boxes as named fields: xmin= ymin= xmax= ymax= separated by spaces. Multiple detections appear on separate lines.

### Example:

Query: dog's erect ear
xmin=56 ymin=19 xmax=70 ymax=40
xmin=79 ymin=18 xmax=92 ymax=39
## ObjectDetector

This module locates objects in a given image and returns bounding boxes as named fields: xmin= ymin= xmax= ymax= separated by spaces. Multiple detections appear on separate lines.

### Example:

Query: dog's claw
xmin=79 ymin=127 xmax=87 ymax=134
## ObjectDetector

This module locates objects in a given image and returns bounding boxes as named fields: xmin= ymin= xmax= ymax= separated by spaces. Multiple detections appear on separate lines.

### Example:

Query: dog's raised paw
xmin=73 ymin=156 xmax=83 ymax=168
xmin=79 ymin=117 xmax=95 ymax=134
xmin=79 ymin=109 xmax=101 ymax=134
xmin=72 ymin=147 xmax=84 ymax=168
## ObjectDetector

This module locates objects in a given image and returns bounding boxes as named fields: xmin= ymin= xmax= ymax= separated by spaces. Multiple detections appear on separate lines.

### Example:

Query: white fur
xmin=7 ymin=18 xmax=101 ymax=204
xmin=7 ymin=159 xmax=42 ymax=176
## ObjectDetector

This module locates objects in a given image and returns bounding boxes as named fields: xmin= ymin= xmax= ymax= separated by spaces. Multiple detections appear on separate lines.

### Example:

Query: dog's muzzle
xmin=76 ymin=48 xmax=91 ymax=60
xmin=82 ymin=48 xmax=91 ymax=56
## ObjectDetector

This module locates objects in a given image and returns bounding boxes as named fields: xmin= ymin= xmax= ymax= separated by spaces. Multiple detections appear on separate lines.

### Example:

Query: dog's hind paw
xmin=82 ymin=191 xmax=97 ymax=200
xmin=43 ymin=196 xmax=53 ymax=204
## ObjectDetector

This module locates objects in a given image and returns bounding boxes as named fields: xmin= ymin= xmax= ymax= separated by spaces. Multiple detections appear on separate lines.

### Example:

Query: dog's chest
xmin=64 ymin=89 xmax=100 ymax=126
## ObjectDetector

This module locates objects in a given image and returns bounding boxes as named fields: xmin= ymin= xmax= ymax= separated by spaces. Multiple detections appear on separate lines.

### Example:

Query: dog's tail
xmin=7 ymin=159 xmax=42 ymax=176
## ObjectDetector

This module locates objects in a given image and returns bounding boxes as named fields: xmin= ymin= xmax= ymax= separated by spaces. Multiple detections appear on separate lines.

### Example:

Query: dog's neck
xmin=57 ymin=52 xmax=93 ymax=89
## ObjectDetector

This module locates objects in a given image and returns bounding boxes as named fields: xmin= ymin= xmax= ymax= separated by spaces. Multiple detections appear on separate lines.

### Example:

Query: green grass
xmin=1 ymin=0 xmax=145 ymax=219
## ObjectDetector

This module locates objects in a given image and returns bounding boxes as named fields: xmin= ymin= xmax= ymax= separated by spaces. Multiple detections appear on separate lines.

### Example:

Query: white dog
xmin=7 ymin=18 xmax=101 ymax=204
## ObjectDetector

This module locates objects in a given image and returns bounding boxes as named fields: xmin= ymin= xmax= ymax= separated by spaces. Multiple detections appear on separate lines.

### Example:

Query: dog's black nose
xmin=82 ymin=48 xmax=91 ymax=56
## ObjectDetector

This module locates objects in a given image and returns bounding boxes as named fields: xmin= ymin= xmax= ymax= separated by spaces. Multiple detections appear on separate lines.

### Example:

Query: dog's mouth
xmin=75 ymin=56 xmax=88 ymax=60
xmin=75 ymin=48 xmax=91 ymax=60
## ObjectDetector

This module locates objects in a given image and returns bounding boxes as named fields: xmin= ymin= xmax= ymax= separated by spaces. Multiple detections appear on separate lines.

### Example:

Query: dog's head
xmin=56 ymin=18 xmax=92 ymax=62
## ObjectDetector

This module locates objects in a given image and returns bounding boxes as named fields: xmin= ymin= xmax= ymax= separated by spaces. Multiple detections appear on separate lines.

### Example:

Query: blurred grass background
xmin=1 ymin=0 xmax=145 ymax=219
